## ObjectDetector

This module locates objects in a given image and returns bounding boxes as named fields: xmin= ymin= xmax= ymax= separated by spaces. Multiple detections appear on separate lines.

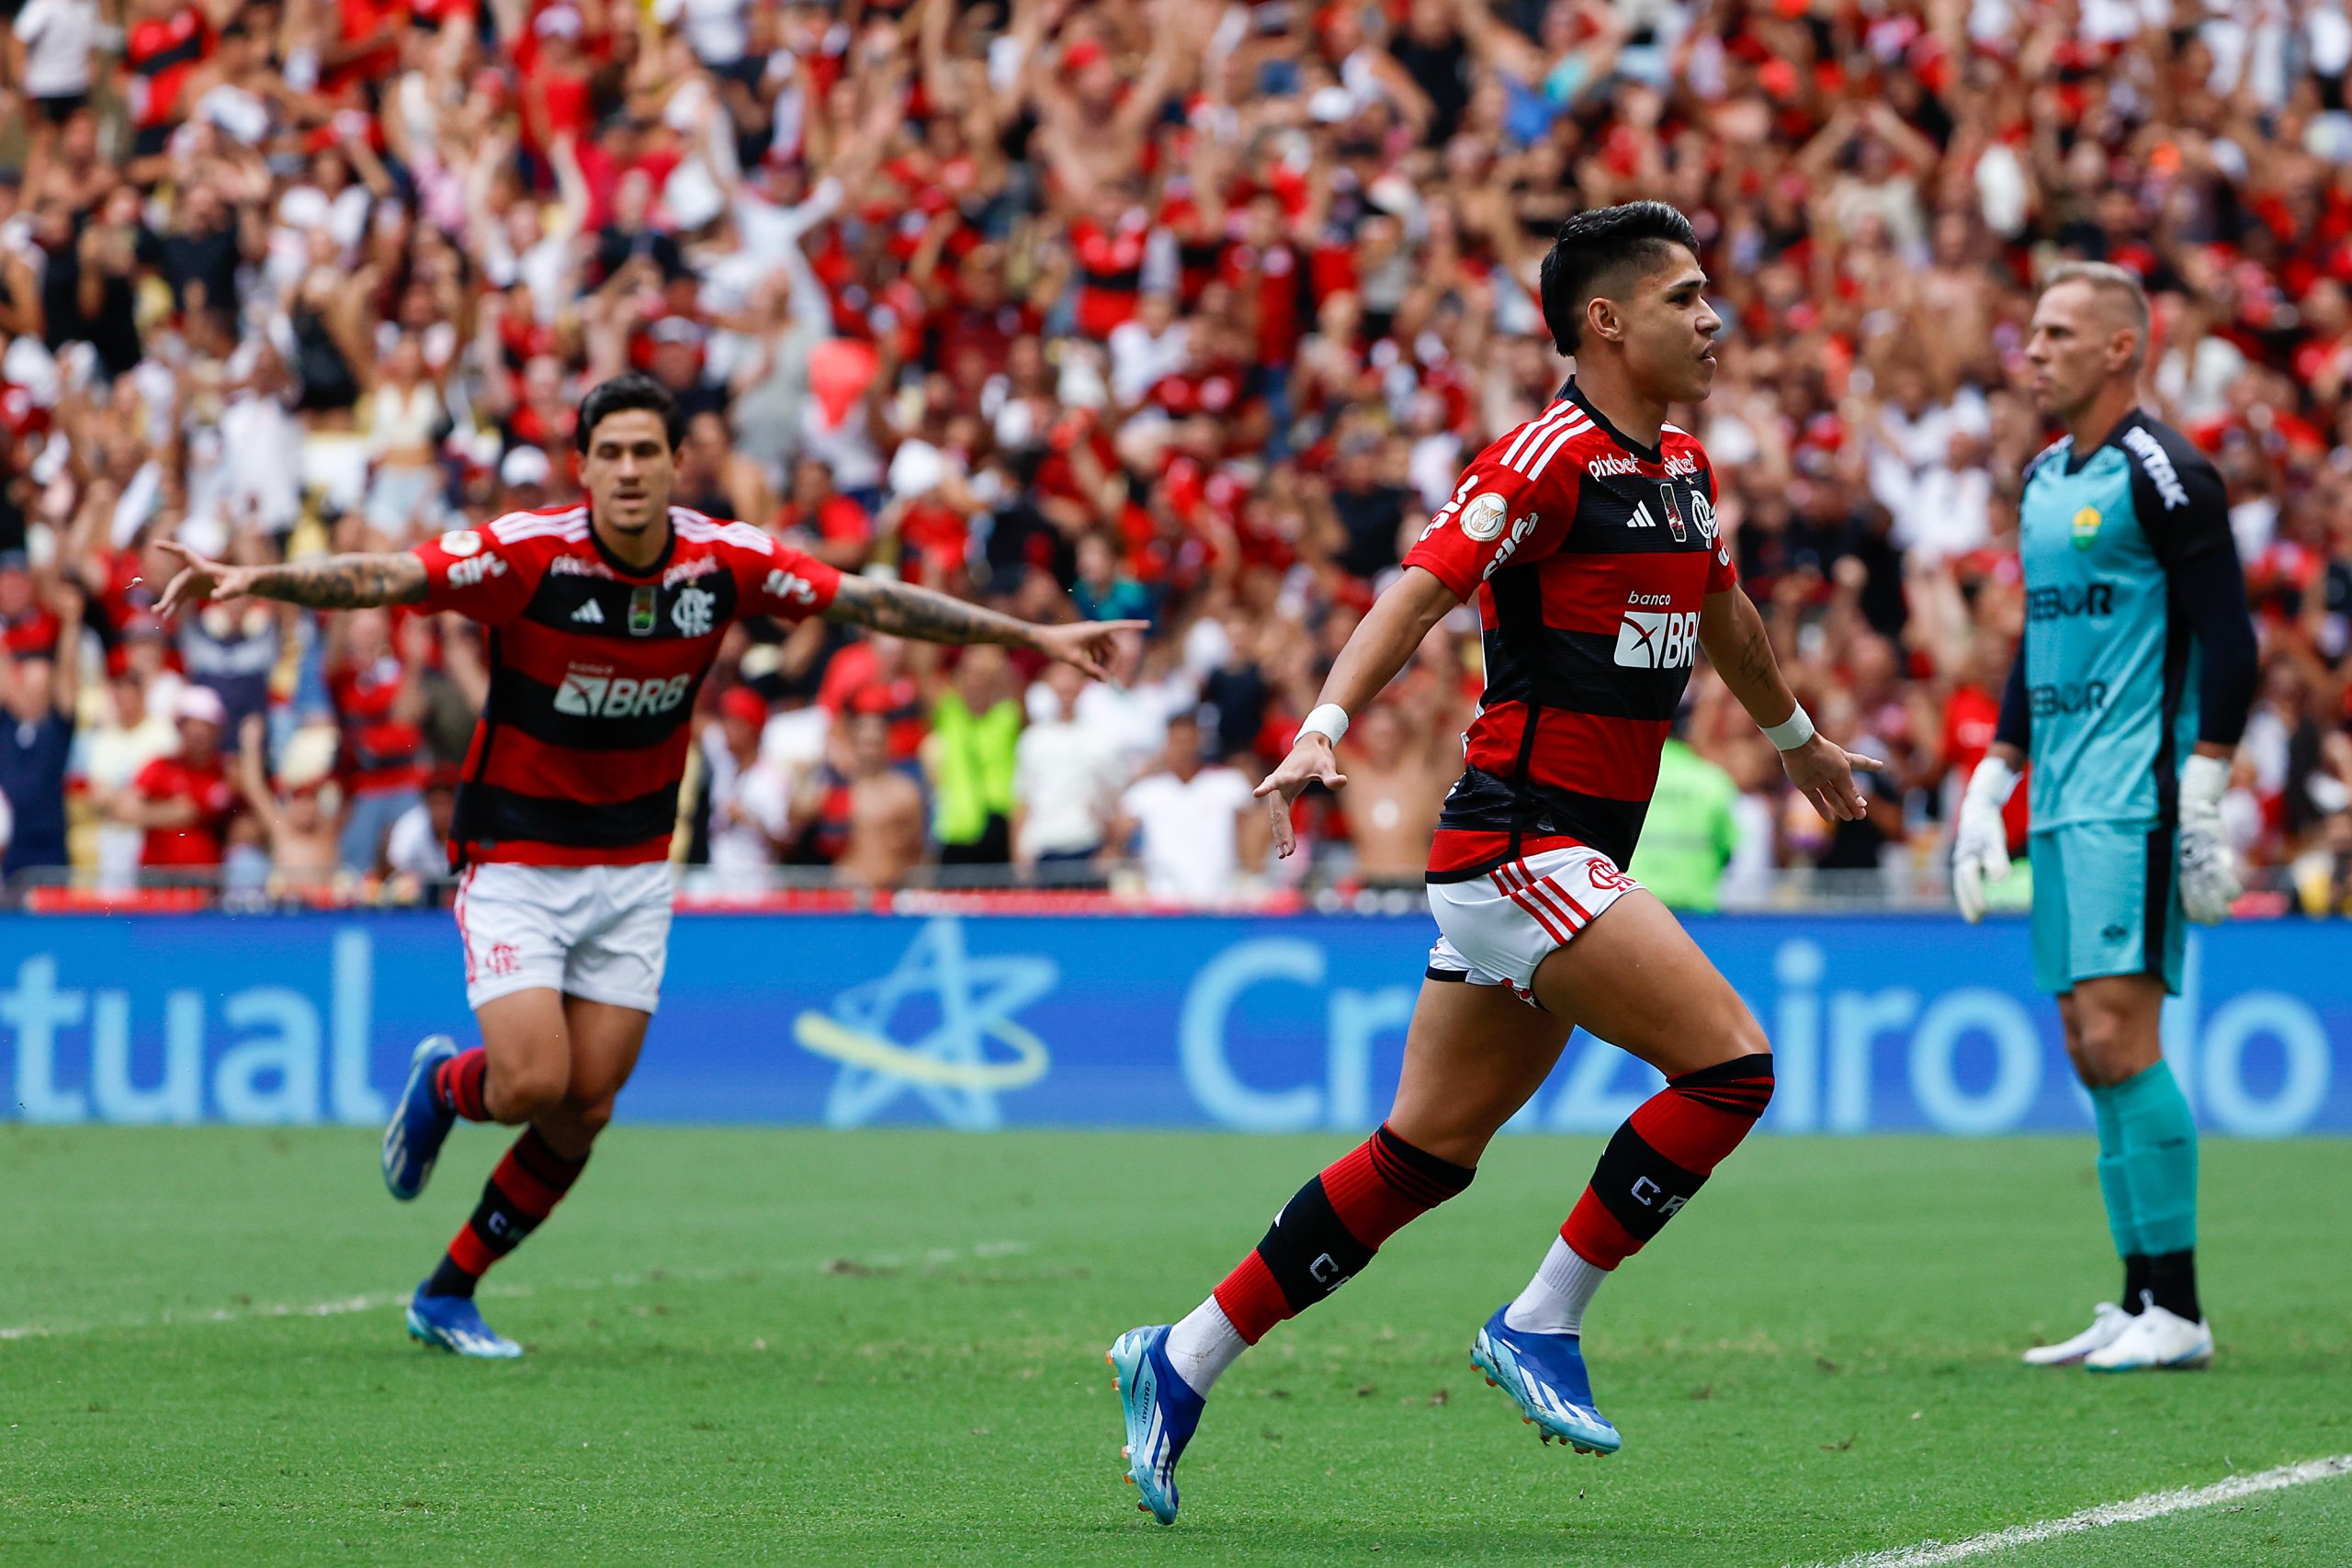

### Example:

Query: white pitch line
xmin=0 ymin=1240 xmax=1029 ymax=1343
xmin=1812 ymin=1454 xmax=2352 ymax=1568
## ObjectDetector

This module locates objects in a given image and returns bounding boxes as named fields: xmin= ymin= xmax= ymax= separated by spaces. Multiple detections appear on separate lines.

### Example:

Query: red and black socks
xmin=1558 ymin=1053 xmax=1774 ymax=1270
xmin=433 ymin=1048 xmax=492 ymax=1122
xmin=1164 ymin=1124 xmax=1475 ymax=1395
xmin=420 ymin=1127 xmax=589 ymax=1299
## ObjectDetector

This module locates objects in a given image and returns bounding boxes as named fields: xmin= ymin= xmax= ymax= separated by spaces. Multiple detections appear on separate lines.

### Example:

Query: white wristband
xmin=1762 ymin=703 xmax=1815 ymax=751
xmin=1298 ymin=703 xmax=1350 ymax=746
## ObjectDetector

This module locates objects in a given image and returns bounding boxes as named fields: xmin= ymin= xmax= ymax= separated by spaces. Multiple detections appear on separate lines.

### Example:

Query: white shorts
xmin=1426 ymin=844 xmax=1644 ymax=1006
xmin=453 ymin=862 xmax=675 ymax=1014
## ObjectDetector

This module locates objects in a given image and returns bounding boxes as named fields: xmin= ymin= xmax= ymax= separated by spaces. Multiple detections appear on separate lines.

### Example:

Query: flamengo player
xmin=1108 ymin=204 xmax=1880 ymax=1523
xmin=156 ymin=374 xmax=1138 ymax=1359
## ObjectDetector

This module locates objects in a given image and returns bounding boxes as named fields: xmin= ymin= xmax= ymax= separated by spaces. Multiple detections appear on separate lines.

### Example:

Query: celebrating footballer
xmin=157 ymin=374 xmax=1142 ymax=1358
xmin=1107 ymin=202 xmax=1882 ymax=1523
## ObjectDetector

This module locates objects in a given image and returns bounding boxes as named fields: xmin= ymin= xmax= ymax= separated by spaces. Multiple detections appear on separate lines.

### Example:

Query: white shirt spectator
xmin=700 ymin=726 xmax=795 ymax=880
xmin=71 ymin=694 xmax=178 ymax=888
xmin=14 ymin=0 xmax=99 ymax=100
xmin=1894 ymin=458 xmax=1993 ymax=560
xmin=1015 ymin=704 xmax=1126 ymax=858
xmin=1121 ymin=763 xmax=1253 ymax=903
xmin=1023 ymin=675 xmax=1191 ymax=774
xmin=386 ymin=800 xmax=443 ymax=881
xmin=653 ymin=0 xmax=750 ymax=67
xmin=1107 ymin=318 xmax=1189 ymax=406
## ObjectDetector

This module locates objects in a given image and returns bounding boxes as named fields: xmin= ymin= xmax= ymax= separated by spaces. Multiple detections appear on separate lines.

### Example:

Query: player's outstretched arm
xmin=1698 ymin=585 xmax=1883 ymax=824
xmin=823 ymin=573 xmax=1144 ymax=680
xmin=154 ymin=541 xmax=427 ymax=615
xmin=1255 ymin=564 xmax=1459 ymax=857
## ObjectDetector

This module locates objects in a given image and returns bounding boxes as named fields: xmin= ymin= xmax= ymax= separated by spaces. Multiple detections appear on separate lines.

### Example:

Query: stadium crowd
xmin=3 ymin=0 xmax=2352 ymax=912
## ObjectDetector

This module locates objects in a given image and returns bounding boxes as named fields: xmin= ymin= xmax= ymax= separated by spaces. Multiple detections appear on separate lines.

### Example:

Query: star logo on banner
xmin=792 ymin=917 xmax=1058 ymax=1130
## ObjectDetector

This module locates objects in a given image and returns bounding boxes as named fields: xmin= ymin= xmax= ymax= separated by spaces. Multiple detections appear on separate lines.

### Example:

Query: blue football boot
xmin=381 ymin=1034 xmax=458 ymax=1201
xmin=406 ymin=1290 xmax=523 ymax=1359
xmin=1108 ymin=1325 xmax=1204 ymax=1524
xmin=1470 ymin=1305 xmax=1623 ymax=1454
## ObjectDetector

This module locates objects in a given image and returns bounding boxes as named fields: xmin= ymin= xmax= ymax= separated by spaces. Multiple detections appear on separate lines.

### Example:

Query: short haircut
xmin=576 ymin=372 xmax=684 ymax=454
xmin=2039 ymin=261 xmax=2152 ymax=369
xmin=1538 ymin=201 xmax=1702 ymax=355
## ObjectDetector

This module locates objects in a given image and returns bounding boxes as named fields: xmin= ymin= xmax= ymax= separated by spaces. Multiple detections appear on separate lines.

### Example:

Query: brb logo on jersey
xmin=554 ymin=666 xmax=695 ymax=718
xmin=1615 ymin=595 xmax=1699 ymax=669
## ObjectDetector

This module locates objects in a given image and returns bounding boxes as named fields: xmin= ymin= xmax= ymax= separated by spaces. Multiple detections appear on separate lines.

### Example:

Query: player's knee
xmin=1723 ymin=1010 xmax=1771 ymax=1068
xmin=1689 ymin=1004 xmax=1771 ymax=1075
xmin=487 ymin=1061 xmax=570 ymax=1122
xmin=2066 ymin=1007 xmax=2141 ymax=1087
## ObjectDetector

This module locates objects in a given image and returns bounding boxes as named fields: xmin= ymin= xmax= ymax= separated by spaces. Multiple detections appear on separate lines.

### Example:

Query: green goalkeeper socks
xmin=2088 ymin=1080 xmax=2142 ymax=1260
xmin=2109 ymin=1059 xmax=2199 ymax=1258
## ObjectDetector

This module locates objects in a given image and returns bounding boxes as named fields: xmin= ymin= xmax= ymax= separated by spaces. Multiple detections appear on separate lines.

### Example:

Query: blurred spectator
xmin=387 ymin=767 xmax=462 ymax=887
xmin=700 ymin=686 xmax=792 ymax=887
xmin=1332 ymin=704 xmax=1452 ymax=890
xmin=0 ymin=580 xmax=80 ymax=880
xmin=74 ymin=664 xmax=179 ymax=886
xmin=233 ymin=713 xmax=339 ymax=891
xmin=114 ymin=684 xmax=234 ymax=871
xmin=1013 ymin=662 xmax=1125 ymax=877
xmin=325 ymin=609 xmax=426 ymax=873
xmin=821 ymin=710 xmax=926 ymax=890
xmin=928 ymin=647 xmax=1020 ymax=866
xmin=1115 ymin=713 xmax=1258 ymax=905
xmin=1630 ymin=723 xmax=1742 ymax=914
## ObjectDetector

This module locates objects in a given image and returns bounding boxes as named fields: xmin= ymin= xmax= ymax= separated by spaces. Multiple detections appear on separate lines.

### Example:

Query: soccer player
xmin=1107 ymin=203 xmax=1880 ymax=1523
xmin=155 ymin=373 xmax=1138 ymax=1359
xmin=1951 ymin=263 xmax=2256 ymax=1372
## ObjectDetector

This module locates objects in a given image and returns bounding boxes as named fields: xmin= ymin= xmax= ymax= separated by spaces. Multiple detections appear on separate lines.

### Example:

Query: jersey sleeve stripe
xmin=1500 ymin=403 xmax=1577 ymax=471
xmin=1524 ymin=417 xmax=1595 ymax=481
xmin=489 ymin=506 xmax=589 ymax=543
xmin=676 ymin=517 xmax=775 ymax=553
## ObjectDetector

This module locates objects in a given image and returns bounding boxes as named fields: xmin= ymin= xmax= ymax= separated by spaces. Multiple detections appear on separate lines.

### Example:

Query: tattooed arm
xmin=824 ymin=573 xmax=1143 ymax=681
xmin=1699 ymin=585 xmax=1797 ymax=730
xmin=1699 ymin=585 xmax=1883 ymax=823
xmin=154 ymin=541 xmax=427 ymax=615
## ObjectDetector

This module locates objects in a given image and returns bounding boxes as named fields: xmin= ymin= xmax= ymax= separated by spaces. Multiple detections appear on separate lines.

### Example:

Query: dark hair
xmin=1538 ymin=201 xmax=1701 ymax=355
xmin=576 ymin=372 xmax=684 ymax=454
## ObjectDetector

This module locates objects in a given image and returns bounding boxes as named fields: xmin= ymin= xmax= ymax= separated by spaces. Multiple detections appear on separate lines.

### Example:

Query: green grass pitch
xmin=5 ymin=1125 xmax=2348 ymax=1566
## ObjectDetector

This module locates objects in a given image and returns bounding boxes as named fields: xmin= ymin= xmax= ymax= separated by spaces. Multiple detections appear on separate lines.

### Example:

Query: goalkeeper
xmin=1951 ymin=263 xmax=2256 ymax=1374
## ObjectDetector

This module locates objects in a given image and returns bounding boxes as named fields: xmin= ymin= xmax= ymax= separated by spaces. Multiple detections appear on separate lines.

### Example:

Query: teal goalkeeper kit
xmin=2014 ymin=412 xmax=2216 ymax=995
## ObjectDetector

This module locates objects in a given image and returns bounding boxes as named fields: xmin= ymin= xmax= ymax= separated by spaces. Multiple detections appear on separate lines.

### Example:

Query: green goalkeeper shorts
xmin=2028 ymin=821 xmax=2186 ymax=998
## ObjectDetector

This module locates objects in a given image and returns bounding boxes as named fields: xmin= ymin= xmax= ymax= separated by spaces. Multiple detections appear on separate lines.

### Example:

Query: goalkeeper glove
xmin=1951 ymin=756 xmax=2019 ymax=923
xmin=2177 ymin=752 xmax=2241 ymax=925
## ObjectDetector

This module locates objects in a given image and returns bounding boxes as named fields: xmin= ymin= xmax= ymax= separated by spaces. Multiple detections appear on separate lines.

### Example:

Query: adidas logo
xmin=571 ymin=600 xmax=605 ymax=625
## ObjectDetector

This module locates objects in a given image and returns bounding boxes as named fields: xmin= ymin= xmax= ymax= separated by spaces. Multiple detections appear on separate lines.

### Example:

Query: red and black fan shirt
xmin=1403 ymin=381 xmax=1736 ymax=880
xmin=412 ymin=504 xmax=841 ymax=868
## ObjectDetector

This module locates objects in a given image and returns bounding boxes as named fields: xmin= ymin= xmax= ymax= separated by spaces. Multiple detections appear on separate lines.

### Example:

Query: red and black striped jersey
xmin=412 ymin=504 xmax=842 ymax=869
xmin=1402 ymin=380 xmax=1736 ymax=880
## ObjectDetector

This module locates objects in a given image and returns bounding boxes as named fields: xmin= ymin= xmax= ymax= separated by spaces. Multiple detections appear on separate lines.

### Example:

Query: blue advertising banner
xmin=0 ymin=912 xmax=2343 ymax=1135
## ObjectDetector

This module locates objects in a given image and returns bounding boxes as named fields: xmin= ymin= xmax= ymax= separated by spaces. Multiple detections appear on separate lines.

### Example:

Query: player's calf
xmin=1166 ymin=1129 xmax=1475 ymax=1390
xmin=1193 ymin=1123 xmax=1476 ymax=1376
xmin=415 ymin=1126 xmax=593 ymax=1306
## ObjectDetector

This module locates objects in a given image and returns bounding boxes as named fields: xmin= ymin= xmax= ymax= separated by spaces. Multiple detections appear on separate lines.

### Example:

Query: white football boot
xmin=2084 ymin=1303 xmax=2213 ymax=1371
xmin=2021 ymin=1301 xmax=2136 ymax=1366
